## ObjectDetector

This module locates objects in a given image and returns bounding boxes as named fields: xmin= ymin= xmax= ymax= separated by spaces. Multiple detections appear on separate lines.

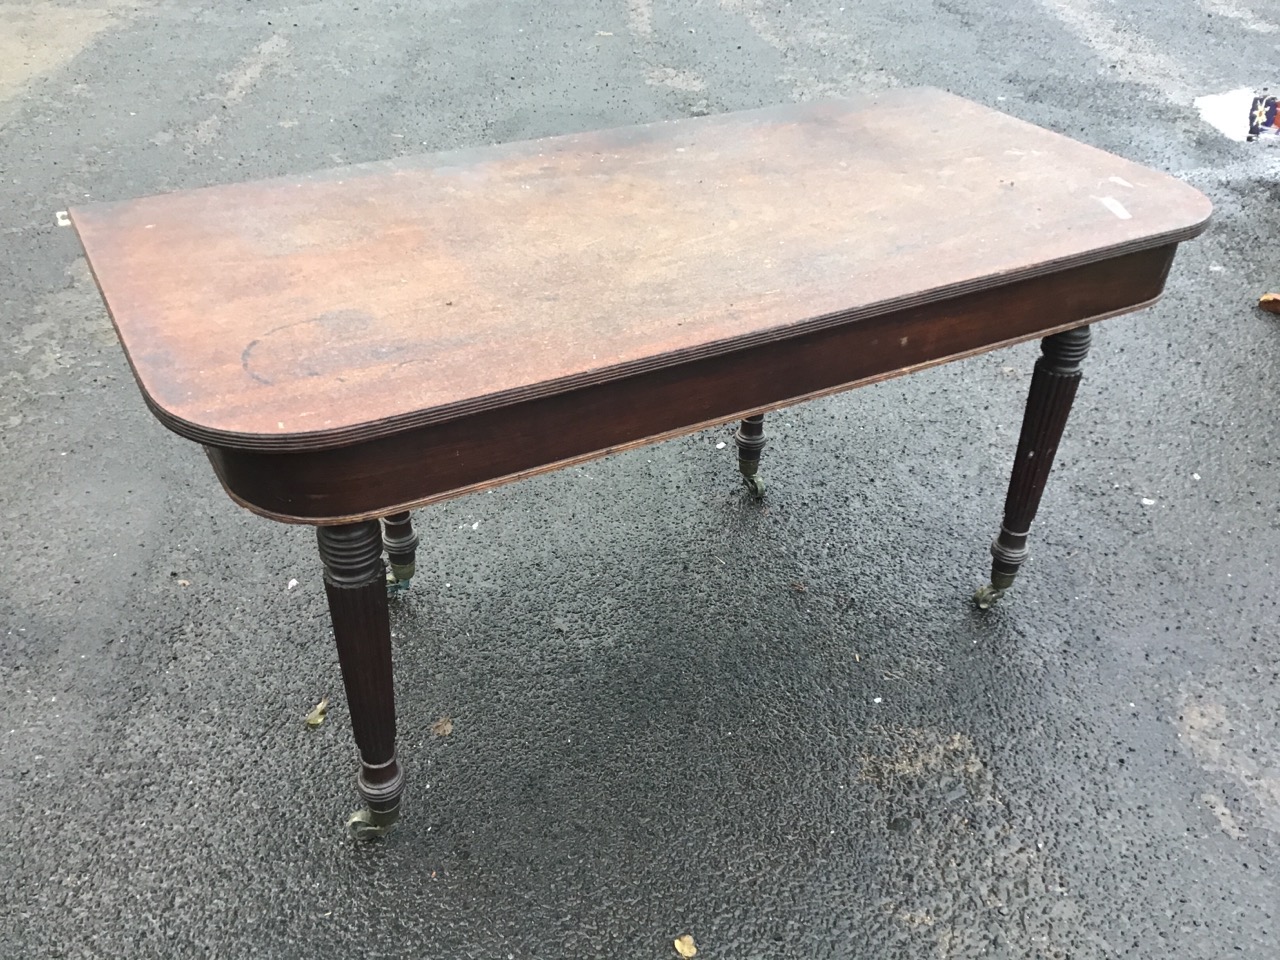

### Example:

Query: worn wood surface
xmin=204 ymin=245 xmax=1177 ymax=523
xmin=71 ymin=88 xmax=1211 ymax=455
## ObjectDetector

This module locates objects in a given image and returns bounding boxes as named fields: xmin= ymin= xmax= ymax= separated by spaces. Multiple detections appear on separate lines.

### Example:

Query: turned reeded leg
xmin=735 ymin=413 xmax=767 ymax=499
xmin=317 ymin=521 xmax=404 ymax=838
xmin=381 ymin=511 xmax=418 ymax=595
xmin=975 ymin=325 xmax=1092 ymax=609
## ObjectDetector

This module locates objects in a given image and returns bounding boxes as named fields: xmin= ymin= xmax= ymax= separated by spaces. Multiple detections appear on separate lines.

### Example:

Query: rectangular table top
xmin=71 ymin=88 xmax=1211 ymax=453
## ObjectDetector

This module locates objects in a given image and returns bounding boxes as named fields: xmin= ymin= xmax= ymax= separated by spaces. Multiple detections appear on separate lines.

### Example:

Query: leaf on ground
xmin=431 ymin=715 xmax=454 ymax=737
xmin=1260 ymin=292 xmax=1280 ymax=315
xmin=674 ymin=934 xmax=698 ymax=957
xmin=305 ymin=698 xmax=329 ymax=728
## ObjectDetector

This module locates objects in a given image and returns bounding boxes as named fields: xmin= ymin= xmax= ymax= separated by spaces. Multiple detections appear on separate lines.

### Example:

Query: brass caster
xmin=347 ymin=805 xmax=400 ymax=840
xmin=973 ymin=584 xmax=1006 ymax=610
xmin=741 ymin=475 xmax=766 ymax=499
xmin=386 ymin=572 xmax=411 ymax=596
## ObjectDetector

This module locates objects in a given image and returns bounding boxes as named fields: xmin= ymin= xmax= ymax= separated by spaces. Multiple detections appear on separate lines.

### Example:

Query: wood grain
xmin=205 ymin=244 xmax=1177 ymax=523
xmin=70 ymin=89 xmax=1211 ymax=453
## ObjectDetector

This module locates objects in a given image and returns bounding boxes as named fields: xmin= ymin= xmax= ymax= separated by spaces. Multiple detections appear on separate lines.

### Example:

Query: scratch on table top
xmin=1095 ymin=196 xmax=1132 ymax=220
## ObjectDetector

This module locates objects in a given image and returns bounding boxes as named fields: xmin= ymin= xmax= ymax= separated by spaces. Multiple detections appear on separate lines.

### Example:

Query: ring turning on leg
xmin=735 ymin=414 xmax=767 ymax=499
xmin=381 ymin=511 xmax=418 ymax=595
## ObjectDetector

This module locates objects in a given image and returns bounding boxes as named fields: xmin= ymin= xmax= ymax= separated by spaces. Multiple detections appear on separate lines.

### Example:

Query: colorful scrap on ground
xmin=1248 ymin=95 xmax=1279 ymax=140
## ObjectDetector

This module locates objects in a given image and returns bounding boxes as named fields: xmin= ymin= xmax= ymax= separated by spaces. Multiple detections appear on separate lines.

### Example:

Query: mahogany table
xmin=70 ymin=89 xmax=1211 ymax=838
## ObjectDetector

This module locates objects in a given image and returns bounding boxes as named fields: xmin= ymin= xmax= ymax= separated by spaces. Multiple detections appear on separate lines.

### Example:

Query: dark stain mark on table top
xmin=70 ymin=89 xmax=1211 ymax=452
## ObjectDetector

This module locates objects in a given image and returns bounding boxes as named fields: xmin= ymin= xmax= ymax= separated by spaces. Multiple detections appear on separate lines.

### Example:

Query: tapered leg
xmin=735 ymin=413 xmax=767 ymax=499
xmin=975 ymin=325 xmax=1092 ymax=608
xmin=381 ymin=511 xmax=419 ymax=595
xmin=317 ymin=521 xmax=404 ymax=838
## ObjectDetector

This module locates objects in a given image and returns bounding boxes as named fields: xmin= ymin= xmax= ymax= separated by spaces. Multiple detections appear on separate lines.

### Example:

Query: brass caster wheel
xmin=347 ymin=805 xmax=400 ymax=840
xmin=741 ymin=475 xmax=766 ymax=499
xmin=973 ymin=584 xmax=1005 ymax=610
xmin=386 ymin=572 xmax=411 ymax=596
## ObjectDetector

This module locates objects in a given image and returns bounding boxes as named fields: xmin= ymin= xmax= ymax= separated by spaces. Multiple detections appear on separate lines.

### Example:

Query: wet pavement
xmin=1 ymin=1 xmax=1278 ymax=957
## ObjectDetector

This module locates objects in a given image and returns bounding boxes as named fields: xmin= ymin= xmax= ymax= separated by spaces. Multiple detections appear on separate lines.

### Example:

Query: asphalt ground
xmin=1 ymin=1 xmax=1278 ymax=957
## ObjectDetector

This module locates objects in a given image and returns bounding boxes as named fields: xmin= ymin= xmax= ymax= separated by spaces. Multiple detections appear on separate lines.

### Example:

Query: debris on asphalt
xmin=674 ymin=934 xmax=698 ymax=957
xmin=177 ymin=579 xmax=190 ymax=587
xmin=305 ymin=698 xmax=329 ymax=728
xmin=431 ymin=715 xmax=454 ymax=737
xmin=287 ymin=578 xmax=298 ymax=590
xmin=1259 ymin=293 xmax=1280 ymax=315
xmin=1248 ymin=94 xmax=1279 ymax=141
xmin=1141 ymin=498 xmax=1156 ymax=506
xmin=1194 ymin=89 xmax=1280 ymax=142
xmin=55 ymin=211 xmax=70 ymax=227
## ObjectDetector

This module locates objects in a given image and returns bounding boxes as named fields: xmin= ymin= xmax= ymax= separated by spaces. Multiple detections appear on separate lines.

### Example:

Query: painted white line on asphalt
xmin=716 ymin=0 xmax=895 ymax=100
xmin=1036 ymin=0 xmax=1195 ymax=103
xmin=0 ymin=1 xmax=146 ymax=108
xmin=187 ymin=33 xmax=289 ymax=147
xmin=717 ymin=0 xmax=787 ymax=51
xmin=1198 ymin=0 xmax=1279 ymax=33
xmin=647 ymin=67 xmax=706 ymax=92
xmin=627 ymin=0 xmax=653 ymax=39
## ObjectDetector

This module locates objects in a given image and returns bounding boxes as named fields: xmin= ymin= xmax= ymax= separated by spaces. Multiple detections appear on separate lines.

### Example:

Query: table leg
xmin=735 ymin=413 xmax=767 ymax=498
xmin=975 ymin=325 xmax=1092 ymax=608
xmin=381 ymin=511 xmax=418 ymax=595
xmin=317 ymin=521 xmax=404 ymax=839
